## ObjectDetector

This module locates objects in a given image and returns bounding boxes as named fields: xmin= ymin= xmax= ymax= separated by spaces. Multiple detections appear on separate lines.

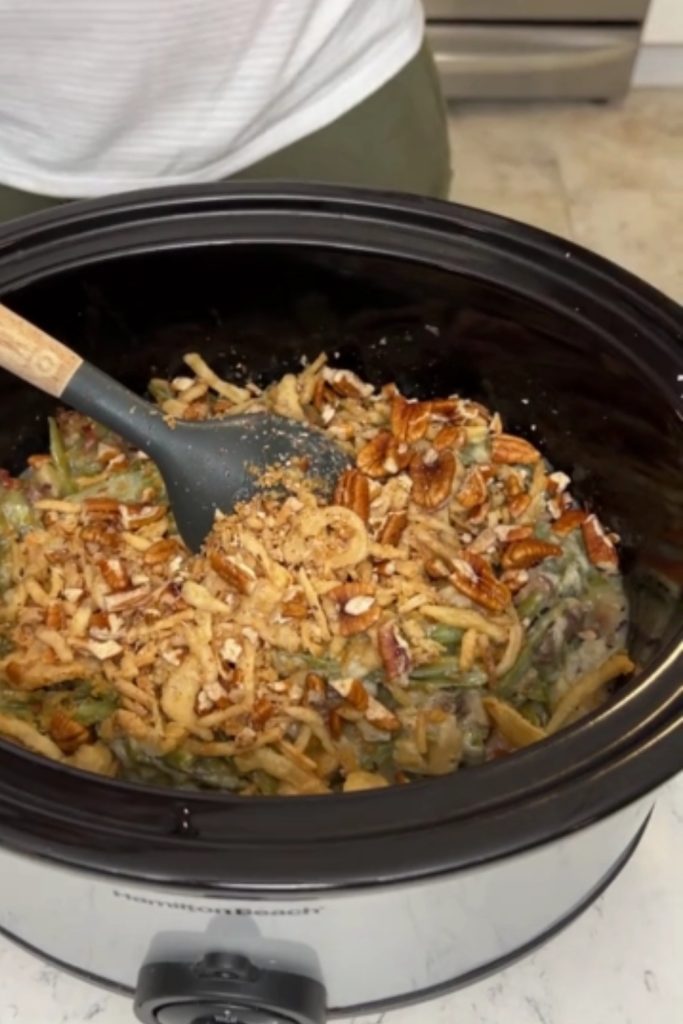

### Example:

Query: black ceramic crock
xmin=0 ymin=183 xmax=679 ymax=894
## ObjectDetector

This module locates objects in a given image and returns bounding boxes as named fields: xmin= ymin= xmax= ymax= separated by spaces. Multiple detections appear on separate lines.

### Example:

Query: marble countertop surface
xmin=1 ymin=775 xmax=680 ymax=1024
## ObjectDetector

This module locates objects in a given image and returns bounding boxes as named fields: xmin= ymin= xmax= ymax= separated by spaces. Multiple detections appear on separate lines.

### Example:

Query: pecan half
xmin=49 ymin=709 xmax=90 ymax=754
xmin=377 ymin=510 xmax=408 ymax=546
xmin=552 ymin=508 xmax=587 ymax=536
xmin=333 ymin=468 xmax=370 ymax=522
xmin=409 ymin=449 xmax=456 ymax=509
xmin=508 ymin=494 xmax=531 ymax=520
xmin=581 ymin=514 xmax=619 ymax=572
xmin=209 ymin=550 xmax=256 ymax=594
xmin=377 ymin=622 xmax=412 ymax=682
xmin=390 ymin=396 xmax=431 ymax=443
xmin=432 ymin=423 xmax=464 ymax=450
xmin=456 ymin=466 xmax=488 ymax=510
xmin=357 ymin=432 xmax=410 ymax=478
xmin=450 ymin=554 xmax=511 ymax=613
xmin=329 ymin=582 xmax=380 ymax=636
xmin=491 ymin=434 xmax=541 ymax=465
xmin=501 ymin=539 xmax=562 ymax=570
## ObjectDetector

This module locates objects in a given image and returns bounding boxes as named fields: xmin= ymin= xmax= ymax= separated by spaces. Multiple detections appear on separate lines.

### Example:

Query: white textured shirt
xmin=0 ymin=0 xmax=423 ymax=197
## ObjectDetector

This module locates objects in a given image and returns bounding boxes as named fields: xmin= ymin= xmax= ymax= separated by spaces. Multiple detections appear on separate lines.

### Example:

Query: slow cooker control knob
xmin=135 ymin=953 xmax=326 ymax=1024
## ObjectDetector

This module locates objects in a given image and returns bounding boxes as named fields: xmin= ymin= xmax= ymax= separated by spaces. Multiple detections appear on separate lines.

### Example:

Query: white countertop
xmin=1 ymin=776 xmax=681 ymax=1024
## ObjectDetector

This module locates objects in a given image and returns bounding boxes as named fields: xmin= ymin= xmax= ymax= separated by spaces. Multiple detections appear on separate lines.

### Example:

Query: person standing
xmin=0 ymin=0 xmax=451 ymax=223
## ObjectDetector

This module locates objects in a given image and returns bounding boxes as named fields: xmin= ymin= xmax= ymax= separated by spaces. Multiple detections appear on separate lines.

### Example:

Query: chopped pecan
xmin=377 ymin=510 xmax=408 ymax=546
xmin=377 ymin=622 xmax=411 ymax=682
xmin=329 ymin=582 xmax=380 ymax=636
xmin=45 ymin=602 xmax=65 ymax=630
xmin=251 ymin=696 xmax=275 ymax=728
xmin=81 ymin=497 xmax=121 ymax=521
xmin=81 ymin=525 xmax=120 ymax=549
xmin=456 ymin=466 xmax=488 ymax=510
xmin=281 ymin=590 xmax=309 ymax=619
xmin=323 ymin=367 xmax=373 ymax=399
xmin=450 ymin=554 xmax=511 ymax=613
xmin=102 ymin=586 xmax=150 ymax=613
xmin=552 ymin=508 xmax=587 ymax=536
xmin=409 ymin=449 xmax=456 ymax=509
xmin=432 ymin=423 xmax=464 ymax=450
xmin=304 ymin=672 xmax=327 ymax=706
xmin=491 ymin=434 xmax=541 ymax=465
xmin=48 ymin=709 xmax=91 ymax=754
xmin=328 ymin=708 xmax=343 ymax=739
xmin=581 ymin=514 xmax=619 ymax=572
xmin=312 ymin=375 xmax=336 ymax=412
xmin=120 ymin=503 xmax=165 ymax=530
xmin=501 ymin=539 xmax=562 ymax=570
xmin=144 ymin=538 xmax=183 ymax=565
xmin=195 ymin=680 xmax=230 ymax=715
xmin=547 ymin=471 xmax=571 ymax=495
xmin=331 ymin=677 xmax=369 ymax=711
xmin=209 ymin=550 xmax=256 ymax=594
xmin=98 ymin=557 xmax=131 ymax=592
xmin=333 ymin=468 xmax=370 ymax=522
xmin=501 ymin=568 xmax=529 ymax=594
xmin=357 ymin=431 xmax=410 ymax=478
xmin=365 ymin=694 xmax=400 ymax=733
xmin=390 ymin=396 xmax=431 ymax=443
xmin=424 ymin=557 xmax=453 ymax=580
xmin=466 ymin=501 xmax=490 ymax=525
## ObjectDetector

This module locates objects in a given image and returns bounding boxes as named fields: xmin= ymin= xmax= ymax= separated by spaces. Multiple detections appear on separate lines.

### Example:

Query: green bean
xmin=429 ymin=625 xmax=463 ymax=650
xmin=48 ymin=417 xmax=76 ymax=496
xmin=411 ymin=666 xmax=487 ymax=689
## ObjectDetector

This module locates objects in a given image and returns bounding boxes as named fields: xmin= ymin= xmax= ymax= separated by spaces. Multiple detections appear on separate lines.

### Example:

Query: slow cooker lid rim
xmin=0 ymin=657 xmax=678 ymax=843
xmin=0 ymin=182 xmax=680 ymax=339
xmin=0 ymin=714 xmax=676 ymax=894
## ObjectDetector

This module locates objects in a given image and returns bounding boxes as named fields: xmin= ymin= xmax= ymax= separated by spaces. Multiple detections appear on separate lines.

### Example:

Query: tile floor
xmin=447 ymin=88 xmax=683 ymax=302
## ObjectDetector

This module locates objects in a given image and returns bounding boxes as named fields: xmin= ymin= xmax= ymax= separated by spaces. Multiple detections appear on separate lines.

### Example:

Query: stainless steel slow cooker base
xmin=0 ymin=812 xmax=651 ymax=1019
xmin=0 ymin=798 xmax=651 ymax=1016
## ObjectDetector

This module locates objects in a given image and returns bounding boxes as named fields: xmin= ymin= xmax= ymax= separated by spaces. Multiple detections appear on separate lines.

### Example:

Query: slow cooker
xmin=0 ymin=184 xmax=680 ymax=1024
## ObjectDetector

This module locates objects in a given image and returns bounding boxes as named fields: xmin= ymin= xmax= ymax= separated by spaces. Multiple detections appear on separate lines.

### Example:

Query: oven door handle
xmin=434 ymin=40 xmax=636 ymax=74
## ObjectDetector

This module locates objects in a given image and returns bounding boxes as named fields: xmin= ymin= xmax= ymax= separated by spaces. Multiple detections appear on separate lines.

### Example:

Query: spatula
xmin=0 ymin=303 xmax=349 ymax=551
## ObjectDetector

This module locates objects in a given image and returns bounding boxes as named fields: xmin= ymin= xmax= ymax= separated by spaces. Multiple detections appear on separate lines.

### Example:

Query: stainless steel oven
xmin=425 ymin=1 xmax=652 ymax=99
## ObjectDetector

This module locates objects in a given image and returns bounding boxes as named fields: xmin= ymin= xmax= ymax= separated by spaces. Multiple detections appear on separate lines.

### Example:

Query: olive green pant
xmin=0 ymin=42 xmax=451 ymax=224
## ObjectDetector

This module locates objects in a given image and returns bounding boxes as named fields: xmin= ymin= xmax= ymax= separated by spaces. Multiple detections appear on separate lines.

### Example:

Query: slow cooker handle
xmin=134 ymin=952 xmax=326 ymax=1024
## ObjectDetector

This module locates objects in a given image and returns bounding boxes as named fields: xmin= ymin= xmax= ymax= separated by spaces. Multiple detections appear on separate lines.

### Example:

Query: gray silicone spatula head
xmin=0 ymin=303 xmax=350 ymax=551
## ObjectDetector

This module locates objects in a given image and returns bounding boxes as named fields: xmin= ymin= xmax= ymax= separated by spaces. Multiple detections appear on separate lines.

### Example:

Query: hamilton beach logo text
xmin=113 ymin=890 xmax=322 ymax=916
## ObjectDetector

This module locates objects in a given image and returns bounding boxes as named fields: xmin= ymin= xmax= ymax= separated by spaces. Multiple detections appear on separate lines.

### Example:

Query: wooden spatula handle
xmin=0 ymin=302 xmax=83 ymax=398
